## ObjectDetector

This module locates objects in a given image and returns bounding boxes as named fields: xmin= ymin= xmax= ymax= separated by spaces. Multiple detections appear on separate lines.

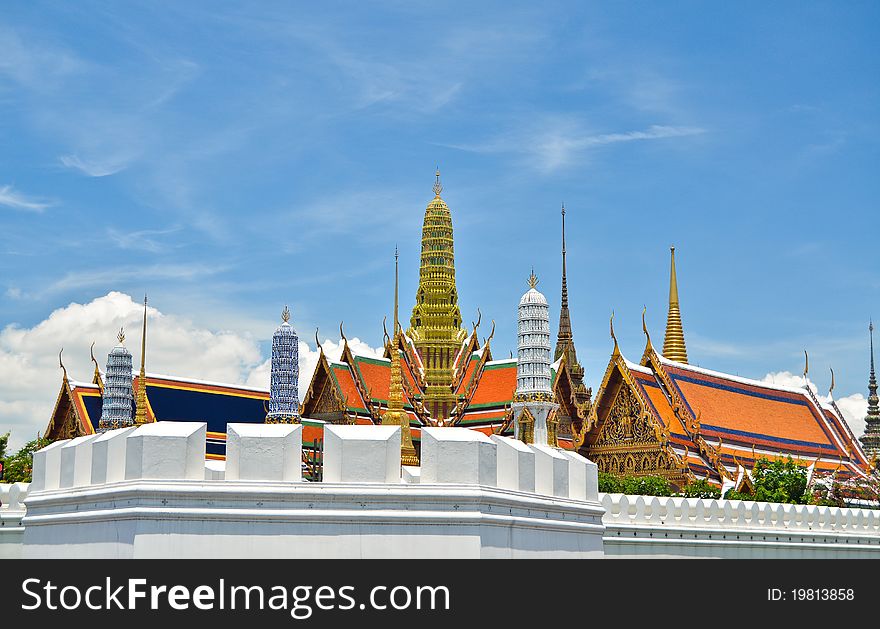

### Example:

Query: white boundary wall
xmin=0 ymin=483 xmax=29 ymax=559
xmin=14 ymin=424 xmax=605 ymax=559
xmin=601 ymin=493 xmax=880 ymax=558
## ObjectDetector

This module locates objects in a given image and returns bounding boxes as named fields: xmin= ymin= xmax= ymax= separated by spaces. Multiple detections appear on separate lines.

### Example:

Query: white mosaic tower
xmin=266 ymin=306 xmax=300 ymax=423
xmin=512 ymin=271 xmax=559 ymax=446
xmin=98 ymin=328 xmax=134 ymax=431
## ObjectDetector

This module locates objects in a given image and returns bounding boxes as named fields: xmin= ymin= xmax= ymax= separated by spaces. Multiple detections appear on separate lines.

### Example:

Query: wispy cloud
xmin=106 ymin=226 xmax=183 ymax=253
xmin=60 ymin=154 xmax=128 ymax=177
xmin=47 ymin=263 xmax=226 ymax=294
xmin=0 ymin=184 xmax=54 ymax=212
xmin=445 ymin=121 xmax=706 ymax=172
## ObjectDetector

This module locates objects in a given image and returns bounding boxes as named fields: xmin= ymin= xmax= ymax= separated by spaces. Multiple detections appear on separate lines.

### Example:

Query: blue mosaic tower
xmin=266 ymin=306 xmax=300 ymax=423
xmin=98 ymin=328 xmax=135 ymax=431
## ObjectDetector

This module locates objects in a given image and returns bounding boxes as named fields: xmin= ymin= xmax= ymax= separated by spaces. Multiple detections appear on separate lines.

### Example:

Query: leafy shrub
xmin=1 ymin=436 xmax=50 ymax=483
xmin=598 ymin=473 xmax=672 ymax=496
xmin=680 ymin=479 xmax=721 ymax=499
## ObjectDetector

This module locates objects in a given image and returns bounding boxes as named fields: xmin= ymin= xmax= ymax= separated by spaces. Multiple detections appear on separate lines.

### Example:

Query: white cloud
xmin=0 ymin=184 xmax=53 ymax=212
xmin=761 ymin=371 xmax=867 ymax=440
xmin=0 ymin=292 xmax=386 ymax=451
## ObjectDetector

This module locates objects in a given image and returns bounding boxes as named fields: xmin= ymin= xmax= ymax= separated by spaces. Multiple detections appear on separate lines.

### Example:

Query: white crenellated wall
xmin=0 ymin=482 xmax=29 ymax=559
xmin=18 ymin=423 xmax=605 ymax=559
xmin=14 ymin=423 xmax=878 ymax=559
xmin=601 ymin=493 xmax=880 ymax=558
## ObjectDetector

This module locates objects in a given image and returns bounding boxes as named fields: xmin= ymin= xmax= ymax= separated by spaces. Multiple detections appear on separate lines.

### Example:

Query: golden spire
xmin=409 ymin=169 xmax=468 ymax=420
xmin=282 ymin=305 xmax=291 ymax=323
xmin=90 ymin=340 xmax=102 ymax=388
xmin=528 ymin=268 xmax=539 ymax=289
xmin=134 ymin=294 xmax=150 ymax=425
xmin=662 ymin=246 xmax=689 ymax=363
xmin=385 ymin=248 xmax=419 ymax=465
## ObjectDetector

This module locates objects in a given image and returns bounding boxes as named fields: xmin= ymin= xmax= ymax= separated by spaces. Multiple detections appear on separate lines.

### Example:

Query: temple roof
xmin=586 ymin=346 xmax=871 ymax=480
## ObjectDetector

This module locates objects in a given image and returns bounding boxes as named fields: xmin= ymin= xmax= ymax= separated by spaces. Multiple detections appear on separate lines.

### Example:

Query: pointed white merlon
xmin=225 ymin=423 xmax=302 ymax=482
xmin=31 ymin=439 xmax=68 ymax=492
xmin=91 ymin=426 xmax=138 ymax=485
xmin=530 ymin=444 xmax=569 ymax=498
xmin=60 ymin=434 xmax=100 ymax=488
xmin=491 ymin=435 xmax=535 ymax=492
xmin=204 ymin=460 xmax=226 ymax=481
xmin=124 ymin=422 xmax=207 ymax=481
xmin=420 ymin=427 xmax=497 ymax=486
xmin=402 ymin=466 xmax=421 ymax=484
xmin=560 ymin=449 xmax=599 ymax=502
xmin=322 ymin=425 xmax=401 ymax=483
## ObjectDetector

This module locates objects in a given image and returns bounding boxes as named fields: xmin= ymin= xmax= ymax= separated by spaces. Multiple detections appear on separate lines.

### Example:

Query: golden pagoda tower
xmin=662 ymin=246 xmax=688 ymax=363
xmin=134 ymin=295 xmax=152 ymax=424
xmin=408 ymin=170 xmax=468 ymax=420
xmin=385 ymin=247 xmax=419 ymax=465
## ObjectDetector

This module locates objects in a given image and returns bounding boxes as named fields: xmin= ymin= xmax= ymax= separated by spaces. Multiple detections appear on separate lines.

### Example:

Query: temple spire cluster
xmin=860 ymin=320 xmax=880 ymax=461
xmin=662 ymin=246 xmax=689 ymax=363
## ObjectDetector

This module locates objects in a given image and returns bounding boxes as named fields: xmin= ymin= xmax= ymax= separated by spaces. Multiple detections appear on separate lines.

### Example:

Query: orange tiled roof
xmin=468 ymin=361 xmax=516 ymax=407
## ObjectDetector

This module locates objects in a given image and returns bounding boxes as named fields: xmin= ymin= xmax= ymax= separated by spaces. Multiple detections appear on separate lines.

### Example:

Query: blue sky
xmin=1 ymin=2 xmax=878 ymax=447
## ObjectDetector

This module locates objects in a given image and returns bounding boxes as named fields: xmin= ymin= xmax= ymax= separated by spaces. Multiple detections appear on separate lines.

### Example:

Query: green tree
xmin=2 ymin=436 xmax=50 ymax=483
xmin=0 ymin=431 xmax=8 ymax=460
xmin=727 ymin=456 xmax=809 ymax=504
xmin=680 ymin=478 xmax=721 ymax=499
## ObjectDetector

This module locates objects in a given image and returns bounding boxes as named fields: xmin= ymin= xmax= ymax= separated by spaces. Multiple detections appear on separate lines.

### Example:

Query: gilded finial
xmin=59 ymin=348 xmax=68 ymax=382
xmin=472 ymin=308 xmax=482 ymax=334
xmin=803 ymin=349 xmax=809 ymax=379
xmin=339 ymin=321 xmax=346 ymax=342
xmin=382 ymin=316 xmax=390 ymax=347
xmin=610 ymin=310 xmax=618 ymax=352
xmin=117 ymin=328 xmax=125 ymax=344
xmin=486 ymin=320 xmax=496 ymax=344
xmin=829 ymin=367 xmax=835 ymax=396
xmin=642 ymin=305 xmax=652 ymax=346
xmin=282 ymin=305 xmax=291 ymax=323
xmin=433 ymin=167 xmax=442 ymax=197
xmin=314 ymin=328 xmax=322 ymax=353
xmin=528 ymin=269 xmax=538 ymax=289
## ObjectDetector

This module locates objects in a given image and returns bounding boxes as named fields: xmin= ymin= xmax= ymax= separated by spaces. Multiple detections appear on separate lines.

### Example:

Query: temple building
xmin=860 ymin=321 xmax=880 ymax=462
xmin=300 ymin=173 xmax=591 ymax=453
xmin=575 ymin=248 xmax=872 ymax=487
xmin=44 ymin=303 xmax=323 ymax=460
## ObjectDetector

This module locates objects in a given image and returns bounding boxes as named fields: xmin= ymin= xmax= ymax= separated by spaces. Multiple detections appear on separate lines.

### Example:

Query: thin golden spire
xmin=528 ymin=268 xmax=538 ymax=289
xmin=385 ymin=248 xmax=418 ymax=465
xmin=662 ymin=246 xmax=689 ymax=363
xmin=135 ymin=294 xmax=150 ymax=425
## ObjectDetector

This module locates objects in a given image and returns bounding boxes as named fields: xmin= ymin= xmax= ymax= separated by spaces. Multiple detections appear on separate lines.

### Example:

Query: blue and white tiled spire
xmin=512 ymin=271 xmax=559 ymax=446
xmin=266 ymin=306 xmax=300 ymax=423
xmin=98 ymin=328 xmax=134 ymax=431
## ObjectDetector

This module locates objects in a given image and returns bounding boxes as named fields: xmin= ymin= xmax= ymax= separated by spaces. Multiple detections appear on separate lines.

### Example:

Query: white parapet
xmin=225 ymin=423 xmax=302 ymax=482
xmin=491 ymin=435 xmax=535 ymax=493
xmin=421 ymin=427 xmax=497 ymax=486
xmin=124 ymin=422 xmax=207 ymax=481
xmin=204 ymin=460 xmax=226 ymax=481
xmin=401 ymin=466 xmax=421 ymax=484
xmin=31 ymin=440 xmax=69 ymax=492
xmin=60 ymin=434 xmax=101 ymax=488
xmin=560 ymin=449 xmax=598 ymax=502
xmin=91 ymin=426 xmax=139 ymax=485
xmin=530 ymin=444 xmax=569 ymax=498
xmin=322 ymin=425 xmax=401 ymax=483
